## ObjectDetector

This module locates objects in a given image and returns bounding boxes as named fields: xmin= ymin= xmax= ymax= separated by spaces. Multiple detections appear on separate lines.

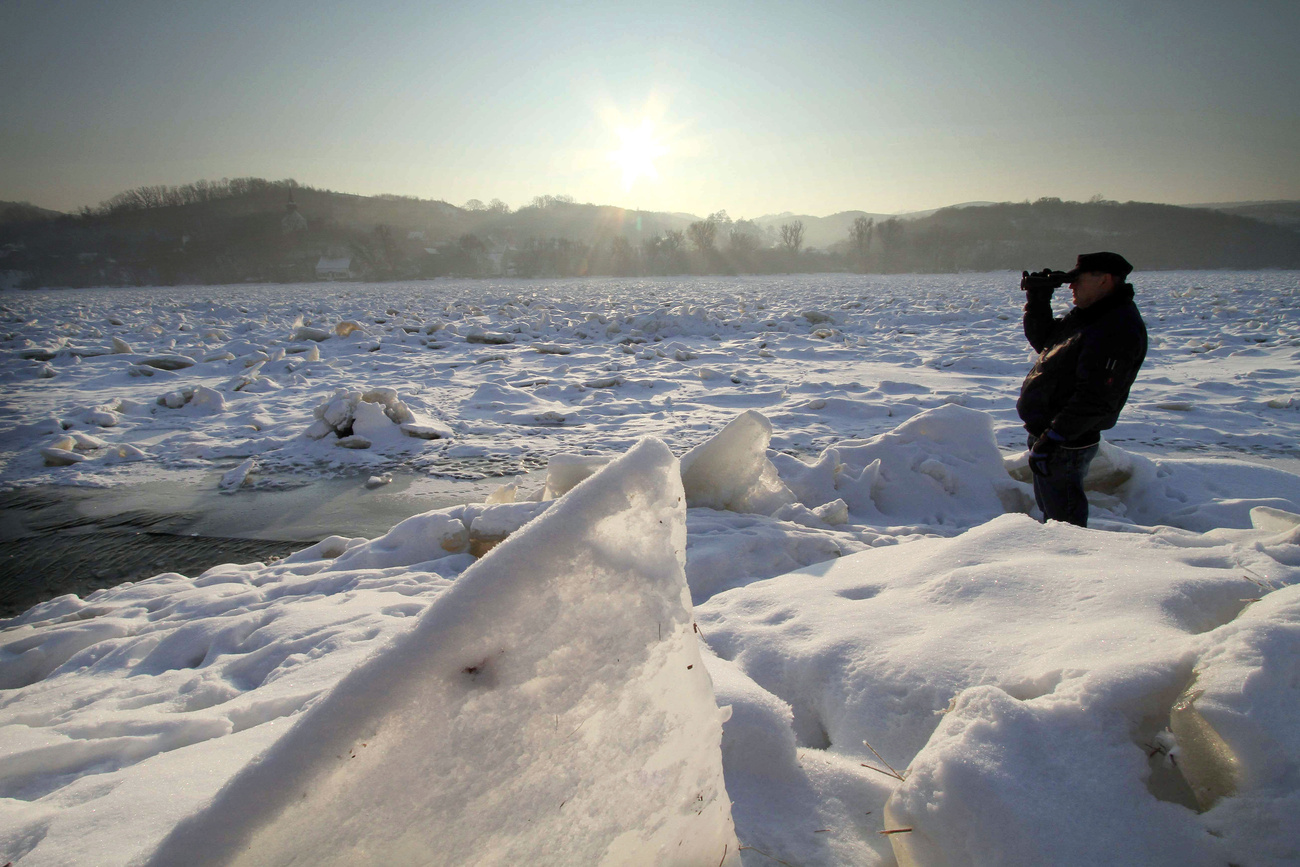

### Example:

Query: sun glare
xmin=608 ymin=119 xmax=667 ymax=191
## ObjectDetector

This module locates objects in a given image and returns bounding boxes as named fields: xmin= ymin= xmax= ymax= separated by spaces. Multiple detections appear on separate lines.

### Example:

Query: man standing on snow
xmin=1016 ymin=252 xmax=1148 ymax=527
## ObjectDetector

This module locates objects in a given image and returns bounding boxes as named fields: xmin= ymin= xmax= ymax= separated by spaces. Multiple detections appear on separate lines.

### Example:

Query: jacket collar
xmin=1068 ymin=283 xmax=1135 ymax=324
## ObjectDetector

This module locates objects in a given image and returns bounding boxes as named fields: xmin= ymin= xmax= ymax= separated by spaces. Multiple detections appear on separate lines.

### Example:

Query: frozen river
xmin=3 ymin=272 xmax=1300 ymax=866
xmin=4 ymin=271 xmax=1297 ymax=484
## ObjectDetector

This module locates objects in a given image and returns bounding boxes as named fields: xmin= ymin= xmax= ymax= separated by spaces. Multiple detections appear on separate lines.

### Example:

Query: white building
xmin=315 ymin=256 xmax=353 ymax=281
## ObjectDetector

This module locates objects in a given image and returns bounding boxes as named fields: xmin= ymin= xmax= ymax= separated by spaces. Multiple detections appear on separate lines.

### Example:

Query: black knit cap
xmin=1065 ymin=251 xmax=1133 ymax=280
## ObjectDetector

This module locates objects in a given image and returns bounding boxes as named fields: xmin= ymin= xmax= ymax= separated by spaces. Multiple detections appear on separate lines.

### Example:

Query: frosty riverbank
xmin=3 ymin=272 xmax=1300 ymax=865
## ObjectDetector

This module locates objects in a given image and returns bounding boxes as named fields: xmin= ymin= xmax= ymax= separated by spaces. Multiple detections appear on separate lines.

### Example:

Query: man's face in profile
xmin=1071 ymin=271 xmax=1114 ymax=308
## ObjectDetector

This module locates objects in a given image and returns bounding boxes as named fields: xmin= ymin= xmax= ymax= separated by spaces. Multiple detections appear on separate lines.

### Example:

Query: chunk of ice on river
xmin=770 ymin=448 xmax=841 ymax=510
xmin=103 ymin=442 xmax=146 ymax=462
xmin=67 ymin=431 xmax=108 ymax=450
xmin=78 ymin=405 xmax=121 ymax=427
xmin=219 ymin=458 xmax=255 ymax=491
xmin=465 ymin=502 xmax=551 ymax=556
xmin=1249 ymin=506 xmax=1300 ymax=533
xmin=334 ymin=320 xmax=364 ymax=337
xmin=542 ymin=453 xmax=610 ymax=499
xmin=139 ymin=355 xmax=196 ymax=371
xmin=680 ymin=410 xmax=795 ymax=515
xmin=146 ymin=438 xmax=739 ymax=867
xmin=487 ymin=478 xmax=518 ymax=503
xmin=41 ymin=446 xmax=85 ymax=466
xmin=330 ymin=512 xmax=470 ymax=569
xmin=350 ymin=398 xmax=405 ymax=446
xmin=292 ymin=325 xmax=332 ymax=342
xmin=308 ymin=387 xmax=417 ymax=443
xmin=694 ymin=511 xmax=1297 ymax=867
xmin=189 ymin=386 xmax=226 ymax=413
xmin=533 ymin=341 xmax=572 ymax=355
xmin=158 ymin=385 xmax=226 ymax=413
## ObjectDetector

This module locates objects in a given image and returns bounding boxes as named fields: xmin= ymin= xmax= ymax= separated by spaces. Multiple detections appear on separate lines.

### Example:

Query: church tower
xmin=281 ymin=189 xmax=308 ymax=234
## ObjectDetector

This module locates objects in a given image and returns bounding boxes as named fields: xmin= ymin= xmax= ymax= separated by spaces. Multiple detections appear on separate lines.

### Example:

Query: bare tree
xmin=645 ymin=230 xmax=686 ymax=274
xmin=687 ymin=220 xmax=717 ymax=253
xmin=780 ymin=220 xmax=804 ymax=256
xmin=530 ymin=194 xmax=575 ymax=209
xmin=728 ymin=227 xmax=758 ymax=256
xmin=609 ymin=236 xmax=635 ymax=276
xmin=877 ymin=218 xmax=904 ymax=271
xmin=726 ymin=226 xmax=759 ymax=273
xmin=850 ymin=216 xmax=873 ymax=254
xmin=850 ymin=216 xmax=874 ymax=271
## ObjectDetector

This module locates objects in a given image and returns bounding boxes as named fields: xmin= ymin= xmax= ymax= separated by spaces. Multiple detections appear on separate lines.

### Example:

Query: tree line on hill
xmin=2 ymin=180 xmax=1297 ymax=288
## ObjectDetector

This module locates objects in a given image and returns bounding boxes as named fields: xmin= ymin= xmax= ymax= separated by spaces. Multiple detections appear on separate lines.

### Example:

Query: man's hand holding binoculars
xmin=1020 ymin=269 xmax=1070 ymax=293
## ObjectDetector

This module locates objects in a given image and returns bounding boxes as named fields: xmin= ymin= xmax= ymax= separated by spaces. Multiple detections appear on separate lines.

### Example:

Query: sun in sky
xmin=608 ymin=118 xmax=668 ymax=192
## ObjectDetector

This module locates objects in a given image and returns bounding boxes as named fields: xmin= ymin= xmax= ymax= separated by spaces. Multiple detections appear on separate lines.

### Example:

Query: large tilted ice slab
xmin=680 ymin=409 xmax=796 ymax=514
xmin=146 ymin=437 xmax=739 ymax=867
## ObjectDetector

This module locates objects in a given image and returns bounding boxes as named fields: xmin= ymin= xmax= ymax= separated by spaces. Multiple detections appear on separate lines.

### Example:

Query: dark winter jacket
xmin=1016 ymin=284 xmax=1148 ymax=446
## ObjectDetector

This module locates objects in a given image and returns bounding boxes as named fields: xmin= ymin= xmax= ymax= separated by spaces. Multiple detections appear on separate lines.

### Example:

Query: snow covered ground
xmin=2 ymin=271 xmax=1300 ymax=865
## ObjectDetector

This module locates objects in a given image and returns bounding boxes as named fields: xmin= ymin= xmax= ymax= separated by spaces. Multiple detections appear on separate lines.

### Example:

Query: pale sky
xmin=2 ymin=0 xmax=1297 ymax=218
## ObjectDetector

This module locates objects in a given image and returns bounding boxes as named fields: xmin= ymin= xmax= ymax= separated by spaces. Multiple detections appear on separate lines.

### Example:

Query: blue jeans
xmin=1028 ymin=435 xmax=1099 ymax=527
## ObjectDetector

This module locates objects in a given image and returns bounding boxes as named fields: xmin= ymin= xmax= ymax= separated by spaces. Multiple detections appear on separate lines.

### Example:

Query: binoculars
xmin=1020 ymin=269 xmax=1071 ymax=292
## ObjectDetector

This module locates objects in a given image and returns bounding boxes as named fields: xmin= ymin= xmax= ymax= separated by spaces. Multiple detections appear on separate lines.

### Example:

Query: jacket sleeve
xmin=1022 ymin=289 xmax=1061 ymax=352
xmin=1048 ymin=326 xmax=1145 ymax=440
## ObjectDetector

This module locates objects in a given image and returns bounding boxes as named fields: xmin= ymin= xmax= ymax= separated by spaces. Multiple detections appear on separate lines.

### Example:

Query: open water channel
xmin=0 ymin=471 xmax=507 ymax=617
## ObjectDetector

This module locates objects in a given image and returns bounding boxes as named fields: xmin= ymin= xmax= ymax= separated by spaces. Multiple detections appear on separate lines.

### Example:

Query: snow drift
xmin=696 ymin=511 xmax=1300 ymax=866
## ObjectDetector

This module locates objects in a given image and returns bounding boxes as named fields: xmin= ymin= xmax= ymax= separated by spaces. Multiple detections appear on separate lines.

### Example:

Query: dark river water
xmin=0 ymin=472 xmax=504 ymax=618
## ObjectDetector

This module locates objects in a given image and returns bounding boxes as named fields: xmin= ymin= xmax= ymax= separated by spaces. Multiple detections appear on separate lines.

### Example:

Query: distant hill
xmin=1188 ymin=200 xmax=1300 ymax=230
xmin=2 ymin=182 xmax=1297 ymax=286
xmin=752 ymin=211 xmax=897 ymax=251
xmin=840 ymin=198 xmax=1300 ymax=273
xmin=0 ymin=180 xmax=701 ymax=286
xmin=0 ymin=200 xmax=63 ymax=226
xmin=751 ymin=203 xmax=998 ymax=250
xmin=450 ymin=200 xmax=694 ymax=247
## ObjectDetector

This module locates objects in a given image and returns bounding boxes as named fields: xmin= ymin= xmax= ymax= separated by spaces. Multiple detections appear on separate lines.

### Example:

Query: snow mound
xmin=147 ymin=438 xmax=739 ymax=867
xmin=329 ymin=511 xmax=470 ymax=569
xmin=303 ymin=387 xmax=447 ymax=447
xmin=308 ymin=387 xmax=413 ymax=435
xmin=1169 ymin=581 xmax=1300 ymax=864
xmin=1109 ymin=451 xmax=1300 ymax=530
xmin=466 ymin=381 xmax=583 ymax=427
xmin=883 ymin=682 xmax=1225 ymax=867
xmin=823 ymin=404 xmax=1031 ymax=528
xmin=157 ymin=385 xmax=226 ymax=413
xmin=698 ymin=512 xmax=1300 ymax=865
